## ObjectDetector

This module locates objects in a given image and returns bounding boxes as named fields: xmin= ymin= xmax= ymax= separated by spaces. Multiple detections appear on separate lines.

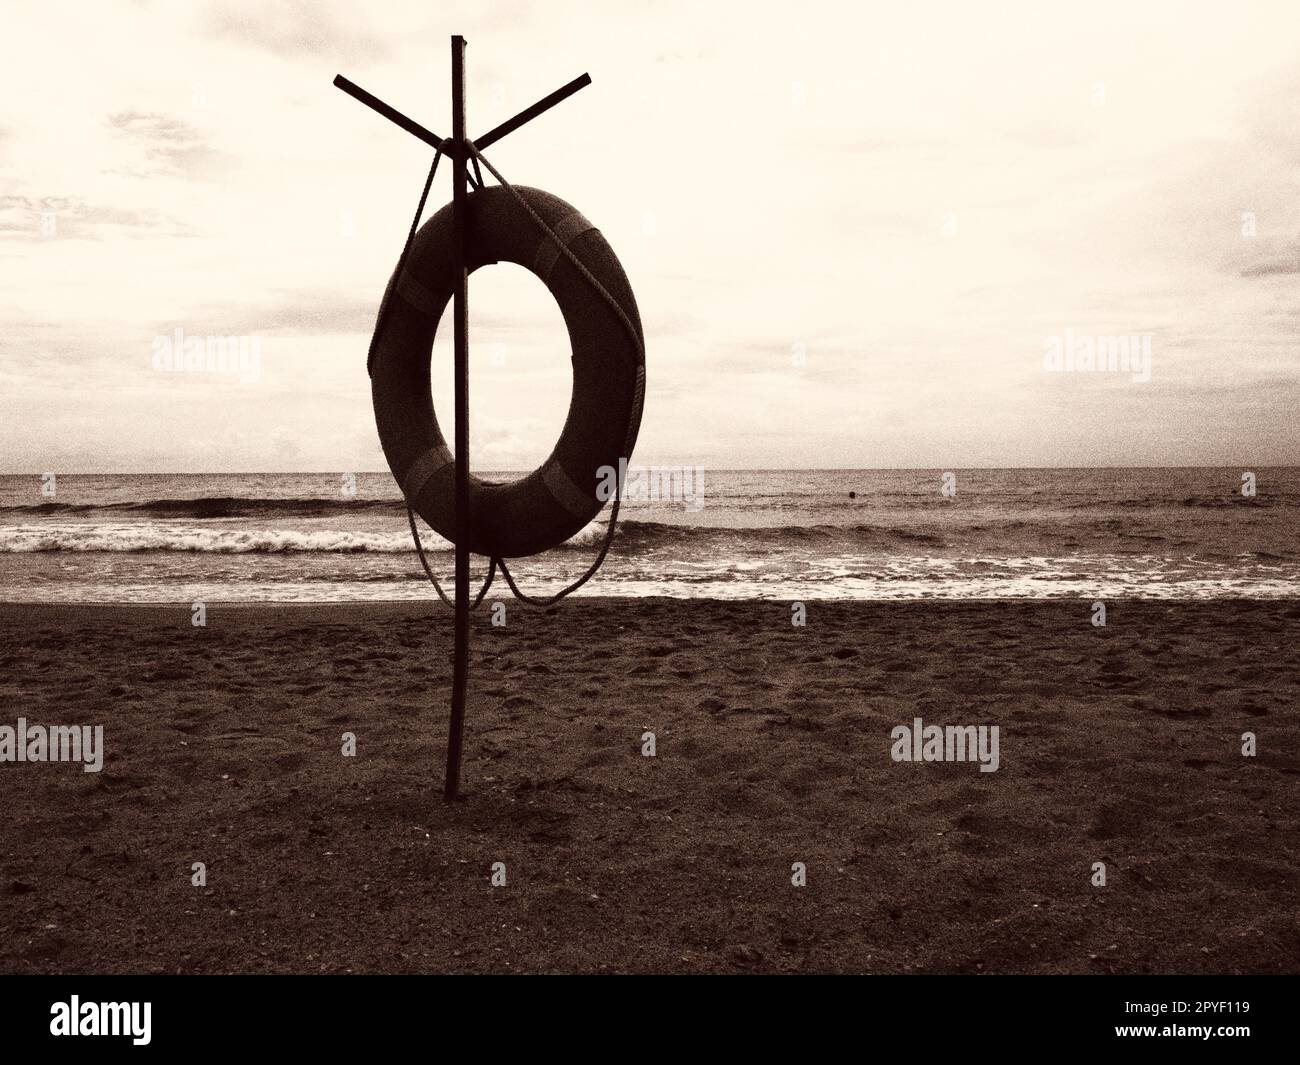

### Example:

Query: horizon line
xmin=2 ymin=464 xmax=1296 ymax=476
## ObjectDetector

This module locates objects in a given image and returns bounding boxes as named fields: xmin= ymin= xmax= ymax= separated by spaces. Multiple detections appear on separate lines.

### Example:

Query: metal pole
xmin=445 ymin=34 xmax=469 ymax=801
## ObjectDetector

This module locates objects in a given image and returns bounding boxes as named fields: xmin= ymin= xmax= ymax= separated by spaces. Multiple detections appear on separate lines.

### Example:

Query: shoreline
xmin=4 ymin=588 xmax=1300 ymax=612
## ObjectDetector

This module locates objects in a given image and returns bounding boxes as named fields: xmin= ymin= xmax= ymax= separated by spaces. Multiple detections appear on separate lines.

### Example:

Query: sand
xmin=0 ymin=598 xmax=1297 ymax=974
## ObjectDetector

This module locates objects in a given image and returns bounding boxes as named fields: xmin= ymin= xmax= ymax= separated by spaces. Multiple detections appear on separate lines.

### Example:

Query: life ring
xmin=370 ymin=185 xmax=645 ymax=559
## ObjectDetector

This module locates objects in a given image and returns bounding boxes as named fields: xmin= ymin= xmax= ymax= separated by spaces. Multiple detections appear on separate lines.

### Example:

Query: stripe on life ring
xmin=403 ymin=445 xmax=454 ymax=502
xmin=534 ymin=211 xmax=597 ymax=279
xmin=542 ymin=458 xmax=594 ymax=519
xmin=397 ymin=272 xmax=439 ymax=316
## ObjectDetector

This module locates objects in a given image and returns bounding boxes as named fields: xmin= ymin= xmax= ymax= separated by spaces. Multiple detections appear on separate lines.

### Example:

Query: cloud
xmin=0 ymin=194 xmax=193 ymax=241
xmin=1236 ymin=238 xmax=1300 ymax=277
xmin=186 ymin=288 xmax=381 ymax=336
xmin=6 ymin=0 xmax=1300 ymax=472
xmin=201 ymin=0 xmax=390 ymax=60
xmin=106 ymin=110 xmax=226 ymax=178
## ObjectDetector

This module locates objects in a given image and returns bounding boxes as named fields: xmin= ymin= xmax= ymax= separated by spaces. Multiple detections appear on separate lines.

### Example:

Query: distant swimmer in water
xmin=849 ymin=491 xmax=857 ymax=499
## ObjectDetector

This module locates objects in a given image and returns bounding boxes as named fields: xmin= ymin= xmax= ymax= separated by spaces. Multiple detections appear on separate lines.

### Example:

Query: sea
xmin=0 ymin=469 xmax=1297 ymax=603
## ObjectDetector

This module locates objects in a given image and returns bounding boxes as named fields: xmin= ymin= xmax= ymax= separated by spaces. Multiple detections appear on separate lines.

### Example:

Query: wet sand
xmin=0 ymin=598 xmax=1297 ymax=974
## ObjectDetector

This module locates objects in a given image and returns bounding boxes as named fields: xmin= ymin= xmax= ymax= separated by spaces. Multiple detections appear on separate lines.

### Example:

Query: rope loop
xmin=407 ymin=505 xmax=497 ymax=610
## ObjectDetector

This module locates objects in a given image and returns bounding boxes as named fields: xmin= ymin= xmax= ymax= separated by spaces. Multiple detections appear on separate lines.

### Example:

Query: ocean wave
xmin=0 ymin=526 xmax=419 ymax=553
xmin=0 ymin=496 xmax=406 ymax=519
xmin=0 ymin=519 xmax=951 ymax=554
xmin=0 ymin=517 xmax=977 ymax=559
xmin=8 ymin=515 xmax=1298 ymax=558
xmin=615 ymin=521 xmax=947 ymax=549
xmin=0 ymin=519 xmax=614 ymax=554
xmin=1057 ymin=495 xmax=1292 ymax=510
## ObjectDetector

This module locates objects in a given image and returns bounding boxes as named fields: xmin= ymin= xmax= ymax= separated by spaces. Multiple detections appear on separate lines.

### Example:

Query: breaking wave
xmin=0 ymin=520 xmax=612 ymax=554
xmin=0 ymin=520 xmax=954 ymax=554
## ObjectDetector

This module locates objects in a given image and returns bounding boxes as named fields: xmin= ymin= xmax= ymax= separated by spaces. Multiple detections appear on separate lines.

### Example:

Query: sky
xmin=2 ymin=0 xmax=1299 ymax=473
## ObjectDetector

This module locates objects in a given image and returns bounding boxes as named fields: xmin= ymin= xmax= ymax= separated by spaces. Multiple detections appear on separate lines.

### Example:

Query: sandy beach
xmin=0 ymin=597 xmax=1296 ymax=974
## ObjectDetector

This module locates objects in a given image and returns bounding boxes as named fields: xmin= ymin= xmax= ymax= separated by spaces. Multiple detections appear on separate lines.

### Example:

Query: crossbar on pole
xmin=474 ymin=73 xmax=592 ymax=151
xmin=332 ymin=75 xmax=445 ymax=150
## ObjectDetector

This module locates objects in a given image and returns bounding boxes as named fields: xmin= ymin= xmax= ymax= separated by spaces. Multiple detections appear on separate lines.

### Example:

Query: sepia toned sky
xmin=2 ymin=0 xmax=1299 ymax=472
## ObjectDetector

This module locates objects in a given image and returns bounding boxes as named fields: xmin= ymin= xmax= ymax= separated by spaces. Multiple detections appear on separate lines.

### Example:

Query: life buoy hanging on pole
xmin=370 ymin=184 xmax=645 ymax=559
xmin=337 ymin=49 xmax=635 ymax=800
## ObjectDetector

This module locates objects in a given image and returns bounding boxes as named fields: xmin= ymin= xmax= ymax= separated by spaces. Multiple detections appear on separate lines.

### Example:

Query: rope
xmin=466 ymin=140 xmax=646 ymax=370
xmin=367 ymin=147 xmax=442 ymax=378
xmin=368 ymin=145 xmax=496 ymax=610
xmin=407 ymin=504 xmax=497 ymax=609
xmin=493 ymin=496 xmax=623 ymax=606
xmin=466 ymin=139 xmax=644 ymax=606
